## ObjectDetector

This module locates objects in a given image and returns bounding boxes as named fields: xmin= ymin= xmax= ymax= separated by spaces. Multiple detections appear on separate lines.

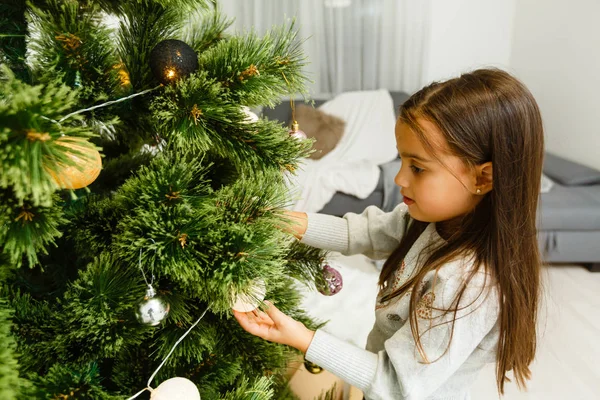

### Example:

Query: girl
xmin=234 ymin=68 xmax=544 ymax=400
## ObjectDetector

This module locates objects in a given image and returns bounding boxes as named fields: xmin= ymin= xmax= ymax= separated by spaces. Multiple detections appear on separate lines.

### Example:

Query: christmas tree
xmin=0 ymin=0 xmax=329 ymax=398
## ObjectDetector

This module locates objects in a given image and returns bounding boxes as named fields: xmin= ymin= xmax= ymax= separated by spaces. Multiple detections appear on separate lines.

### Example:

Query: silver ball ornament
xmin=136 ymin=285 xmax=170 ymax=326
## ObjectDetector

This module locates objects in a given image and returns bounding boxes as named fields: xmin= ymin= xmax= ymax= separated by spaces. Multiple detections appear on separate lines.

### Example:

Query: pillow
xmin=543 ymin=153 xmax=600 ymax=186
xmin=540 ymin=173 xmax=554 ymax=193
xmin=293 ymin=104 xmax=345 ymax=160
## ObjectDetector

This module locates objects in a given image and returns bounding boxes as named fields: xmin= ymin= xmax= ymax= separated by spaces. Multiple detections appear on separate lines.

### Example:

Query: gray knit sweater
xmin=301 ymin=203 xmax=500 ymax=400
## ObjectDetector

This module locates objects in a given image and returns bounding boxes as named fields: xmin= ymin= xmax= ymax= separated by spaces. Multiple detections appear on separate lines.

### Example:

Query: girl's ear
xmin=474 ymin=162 xmax=493 ymax=194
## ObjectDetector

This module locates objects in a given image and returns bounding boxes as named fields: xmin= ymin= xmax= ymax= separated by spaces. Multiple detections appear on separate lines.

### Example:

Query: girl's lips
xmin=403 ymin=195 xmax=415 ymax=205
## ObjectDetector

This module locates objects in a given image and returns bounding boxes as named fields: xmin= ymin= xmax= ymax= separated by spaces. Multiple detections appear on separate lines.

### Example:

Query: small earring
xmin=476 ymin=189 xmax=481 ymax=194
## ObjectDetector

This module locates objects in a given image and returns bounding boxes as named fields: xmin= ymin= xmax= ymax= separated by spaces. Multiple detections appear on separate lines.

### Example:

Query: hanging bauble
xmin=47 ymin=137 xmax=102 ymax=189
xmin=289 ymin=121 xmax=307 ymax=140
xmin=136 ymin=285 xmax=170 ymax=326
xmin=240 ymin=106 xmax=259 ymax=124
xmin=231 ymin=279 xmax=266 ymax=312
xmin=149 ymin=39 xmax=199 ymax=84
xmin=317 ymin=263 xmax=343 ymax=296
xmin=304 ymin=358 xmax=324 ymax=374
xmin=150 ymin=377 xmax=201 ymax=400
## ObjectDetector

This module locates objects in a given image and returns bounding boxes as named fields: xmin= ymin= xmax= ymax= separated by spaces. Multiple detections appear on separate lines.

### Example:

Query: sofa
xmin=262 ymin=93 xmax=600 ymax=271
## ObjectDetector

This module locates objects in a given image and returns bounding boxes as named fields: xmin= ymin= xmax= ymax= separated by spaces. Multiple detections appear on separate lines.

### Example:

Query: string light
xmin=165 ymin=68 xmax=177 ymax=80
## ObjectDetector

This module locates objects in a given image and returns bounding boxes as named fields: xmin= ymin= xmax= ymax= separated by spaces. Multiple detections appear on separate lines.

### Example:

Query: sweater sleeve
xmin=305 ymin=264 xmax=500 ymax=400
xmin=300 ymin=203 xmax=410 ymax=259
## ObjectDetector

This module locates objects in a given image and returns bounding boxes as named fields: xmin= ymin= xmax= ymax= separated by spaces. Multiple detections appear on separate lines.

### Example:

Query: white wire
xmin=138 ymin=248 xmax=151 ymax=287
xmin=126 ymin=387 xmax=150 ymax=400
xmin=138 ymin=239 xmax=157 ymax=287
xmin=42 ymin=85 xmax=161 ymax=126
xmin=126 ymin=304 xmax=212 ymax=400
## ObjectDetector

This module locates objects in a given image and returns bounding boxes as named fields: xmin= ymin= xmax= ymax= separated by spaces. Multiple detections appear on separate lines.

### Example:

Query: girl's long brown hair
xmin=379 ymin=68 xmax=544 ymax=394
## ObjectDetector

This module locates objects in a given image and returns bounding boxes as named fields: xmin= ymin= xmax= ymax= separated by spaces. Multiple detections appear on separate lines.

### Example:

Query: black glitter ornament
xmin=149 ymin=39 xmax=199 ymax=84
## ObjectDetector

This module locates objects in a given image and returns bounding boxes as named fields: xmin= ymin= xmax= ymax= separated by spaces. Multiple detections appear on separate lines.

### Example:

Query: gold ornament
xmin=304 ymin=359 xmax=323 ymax=374
xmin=280 ymin=72 xmax=307 ymax=140
xmin=47 ymin=137 xmax=102 ymax=189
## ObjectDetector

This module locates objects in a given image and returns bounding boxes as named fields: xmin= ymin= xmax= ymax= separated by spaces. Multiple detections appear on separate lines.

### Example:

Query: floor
xmin=297 ymin=254 xmax=600 ymax=400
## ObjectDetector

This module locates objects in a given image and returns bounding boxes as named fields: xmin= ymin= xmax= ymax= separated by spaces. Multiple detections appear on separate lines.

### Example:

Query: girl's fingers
xmin=232 ymin=310 xmax=249 ymax=326
xmin=263 ymin=301 xmax=285 ymax=324
xmin=255 ymin=310 xmax=274 ymax=325
xmin=233 ymin=311 xmax=257 ymax=332
xmin=233 ymin=310 xmax=274 ymax=338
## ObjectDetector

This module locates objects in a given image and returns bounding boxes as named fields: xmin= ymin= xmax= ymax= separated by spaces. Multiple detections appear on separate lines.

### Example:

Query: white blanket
xmin=286 ymin=89 xmax=398 ymax=212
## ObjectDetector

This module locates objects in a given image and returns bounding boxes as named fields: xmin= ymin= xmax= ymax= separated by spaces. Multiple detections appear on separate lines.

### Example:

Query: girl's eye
xmin=410 ymin=165 xmax=424 ymax=174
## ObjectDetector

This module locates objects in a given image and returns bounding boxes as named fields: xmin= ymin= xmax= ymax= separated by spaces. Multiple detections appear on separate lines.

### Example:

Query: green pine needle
xmin=1 ymin=1 xmax=330 ymax=397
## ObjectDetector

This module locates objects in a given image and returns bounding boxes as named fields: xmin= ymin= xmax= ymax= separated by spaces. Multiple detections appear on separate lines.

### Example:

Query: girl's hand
xmin=233 ymin=301 xmax=315 ymax=353
xmin=277 ymin=210 xmax=308 ymax=240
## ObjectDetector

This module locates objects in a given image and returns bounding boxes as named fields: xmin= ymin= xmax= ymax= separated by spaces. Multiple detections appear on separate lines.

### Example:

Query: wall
xmin=510 ymin=0 xmax=600 ymax=170
xmin=422 ymin=0 xmax=516 ymax=84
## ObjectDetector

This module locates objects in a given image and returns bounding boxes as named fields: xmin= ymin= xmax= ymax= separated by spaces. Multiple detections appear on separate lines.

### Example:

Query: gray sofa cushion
xmin=539 ymin=182 xmax=600 ymax=231
xmin=543 ymin=153 xmax=600 ymax=186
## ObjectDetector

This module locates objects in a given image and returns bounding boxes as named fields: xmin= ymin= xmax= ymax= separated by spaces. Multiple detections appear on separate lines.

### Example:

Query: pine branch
xmin=0 ymin=66 xmax=99 ymax=207
xmin=222 ymin=376 xmax=275 ymax=400
xmin=2 ymin=1 xmax=326 ymax=397
xmin=183 ymin=6 xmax=233 ymax=54
xmin=116 ymin=0 xmax=186 ymax=90
xmin=55 ymin=253 xmax=152 ymax=362
xmin=282 ymin=241 xmax=329 ymax=292
xmin=0 ymin=191 xmax=66 ymax=268
xmin=199 ymin=19 xmax=310 ymax=107
xmin=27 ymin=0 xmax=123 ymax=103
xmin=0 ymin=0 xmax=30 ymax=82
xmin=29 ymin=362 xmax=121 ymax=400
xmin=0 ymin=300 xmax=26 ymax=399
xmin=9 ymin=291 xmax=58 ymax=373
xmin=316 ymin=384 xmax=340 ymax=400
xmin=64 ymin=195 xmax=126 ymax=264
xmin=150 ymin=72 xmax=313 ymax=173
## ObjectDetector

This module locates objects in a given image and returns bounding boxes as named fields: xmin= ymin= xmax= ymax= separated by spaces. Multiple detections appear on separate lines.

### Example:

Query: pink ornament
xmin=317 ymin=264 xmax=343 ymax=296
xmin=289 ymin=121 xmax=307 ymax=140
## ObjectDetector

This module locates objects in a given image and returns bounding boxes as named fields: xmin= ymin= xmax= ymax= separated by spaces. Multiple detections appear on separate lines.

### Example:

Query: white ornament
xmin=231 ymin=279 xmax=266 ymax=312
xmin=150 ymin=377 xmax=201 ymax=400
xmin=240 ymin=106 xmax=259 ymax=124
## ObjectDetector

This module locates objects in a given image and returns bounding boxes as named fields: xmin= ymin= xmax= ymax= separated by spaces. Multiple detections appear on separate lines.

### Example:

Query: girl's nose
xmin=394 ymin=162 xmax=409 ymax=188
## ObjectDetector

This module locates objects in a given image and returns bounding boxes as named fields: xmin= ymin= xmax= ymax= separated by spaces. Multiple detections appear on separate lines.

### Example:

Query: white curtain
xmin=218 ymin=0 xmax=431 ymax=96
